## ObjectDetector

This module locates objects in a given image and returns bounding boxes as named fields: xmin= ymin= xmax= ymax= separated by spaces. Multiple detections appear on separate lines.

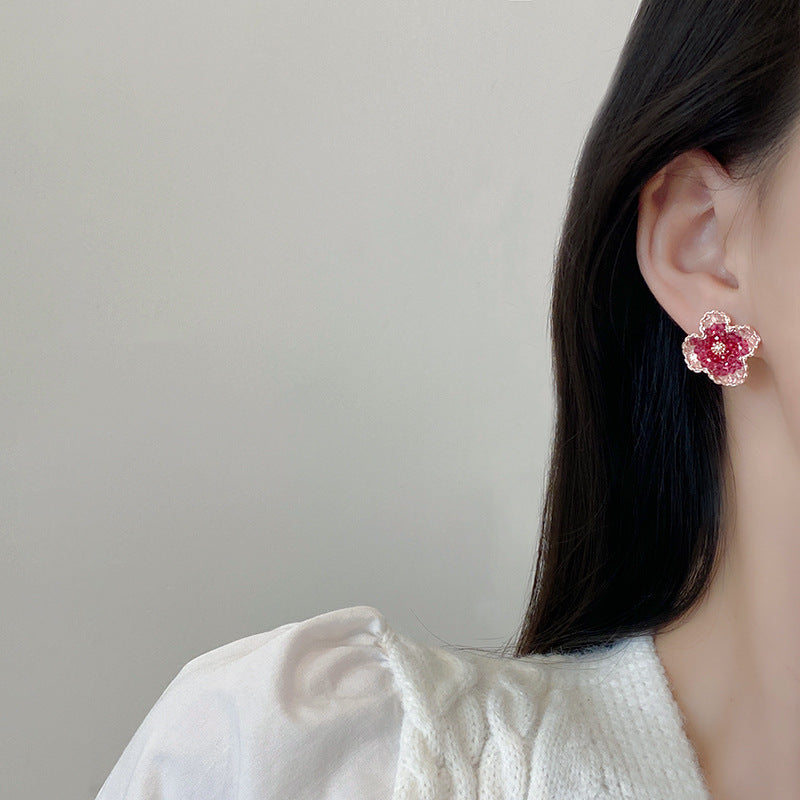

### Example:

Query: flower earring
xmin=682 ymin=310 xmax=761 ymax=387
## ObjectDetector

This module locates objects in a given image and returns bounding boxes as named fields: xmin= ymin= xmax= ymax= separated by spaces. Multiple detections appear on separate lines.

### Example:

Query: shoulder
xmin=372 ymin=629 xmax=657 ymax=798
xmin=95 ymin=605 xmax=652 ymax=800
xmin=95 ymin=605 xmax=403 ymax=800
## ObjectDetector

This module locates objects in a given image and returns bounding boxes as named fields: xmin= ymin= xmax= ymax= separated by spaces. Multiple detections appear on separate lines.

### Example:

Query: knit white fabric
xmin=95 ymin=605 xmax=712 ymax=799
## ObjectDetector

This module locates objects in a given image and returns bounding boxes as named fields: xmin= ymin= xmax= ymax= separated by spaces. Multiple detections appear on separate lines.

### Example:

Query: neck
xmin=654 ymin=359 xmax=800 ymax=799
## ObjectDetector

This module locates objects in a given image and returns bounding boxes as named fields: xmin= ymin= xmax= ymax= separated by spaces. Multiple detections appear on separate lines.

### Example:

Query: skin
xmin=636 ymin=132 xmax=800 ymax=799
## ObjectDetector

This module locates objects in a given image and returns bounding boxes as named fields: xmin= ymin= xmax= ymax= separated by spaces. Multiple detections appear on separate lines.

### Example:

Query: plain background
xmin=2 ymin=1 xmax=643 ymax=797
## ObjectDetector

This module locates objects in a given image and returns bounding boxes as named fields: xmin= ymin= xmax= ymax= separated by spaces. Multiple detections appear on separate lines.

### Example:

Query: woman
xmin=96 ymin=1 xmax=800 ymax=798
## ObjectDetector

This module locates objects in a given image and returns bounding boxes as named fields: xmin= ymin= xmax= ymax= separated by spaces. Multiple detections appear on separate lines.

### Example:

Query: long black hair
xmin=502 ymin=0 xmax=800 ymax=655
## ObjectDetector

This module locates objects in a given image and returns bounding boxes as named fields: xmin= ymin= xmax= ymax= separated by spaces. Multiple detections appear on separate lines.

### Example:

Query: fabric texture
xmin=95 ymin=605 xmax=712 ymax=799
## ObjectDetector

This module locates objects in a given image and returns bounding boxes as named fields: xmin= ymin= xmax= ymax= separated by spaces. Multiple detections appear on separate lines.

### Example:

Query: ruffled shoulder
xmin=96 ymin=606 xmax=710 ymax=799
xmin=95 ymin=605 xmax=404 ymax=800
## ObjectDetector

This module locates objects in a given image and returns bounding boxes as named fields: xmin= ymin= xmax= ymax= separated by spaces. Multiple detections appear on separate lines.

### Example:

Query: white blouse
xmin=95 ymin=604 xmax=711 ymax=799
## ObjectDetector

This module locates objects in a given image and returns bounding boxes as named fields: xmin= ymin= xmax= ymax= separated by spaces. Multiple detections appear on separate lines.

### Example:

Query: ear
xmin=636 ymin=149 xmax=748 ymax=337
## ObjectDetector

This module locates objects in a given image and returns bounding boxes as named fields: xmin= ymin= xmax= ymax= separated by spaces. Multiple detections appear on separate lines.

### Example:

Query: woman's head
xmin=511 ymin=0 xmax=800 ymax=655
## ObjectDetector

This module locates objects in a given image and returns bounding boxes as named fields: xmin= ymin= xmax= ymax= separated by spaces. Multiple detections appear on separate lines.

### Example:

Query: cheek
xmin=736 ymin=146 xmax=800 ymax=447
xmin=744 ymin=176 xmax=800 ymax=360
xmin=748 ymin=205 xmax=800 ymax=401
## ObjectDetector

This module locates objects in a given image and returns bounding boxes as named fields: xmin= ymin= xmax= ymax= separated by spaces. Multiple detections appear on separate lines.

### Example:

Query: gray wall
xmin=2 ymin=1 xmax=641 ymax=797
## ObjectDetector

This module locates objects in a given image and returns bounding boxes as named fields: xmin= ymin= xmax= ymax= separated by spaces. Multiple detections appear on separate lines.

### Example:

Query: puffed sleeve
xmin=95 ymin=605 xmax=404 ymax=800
